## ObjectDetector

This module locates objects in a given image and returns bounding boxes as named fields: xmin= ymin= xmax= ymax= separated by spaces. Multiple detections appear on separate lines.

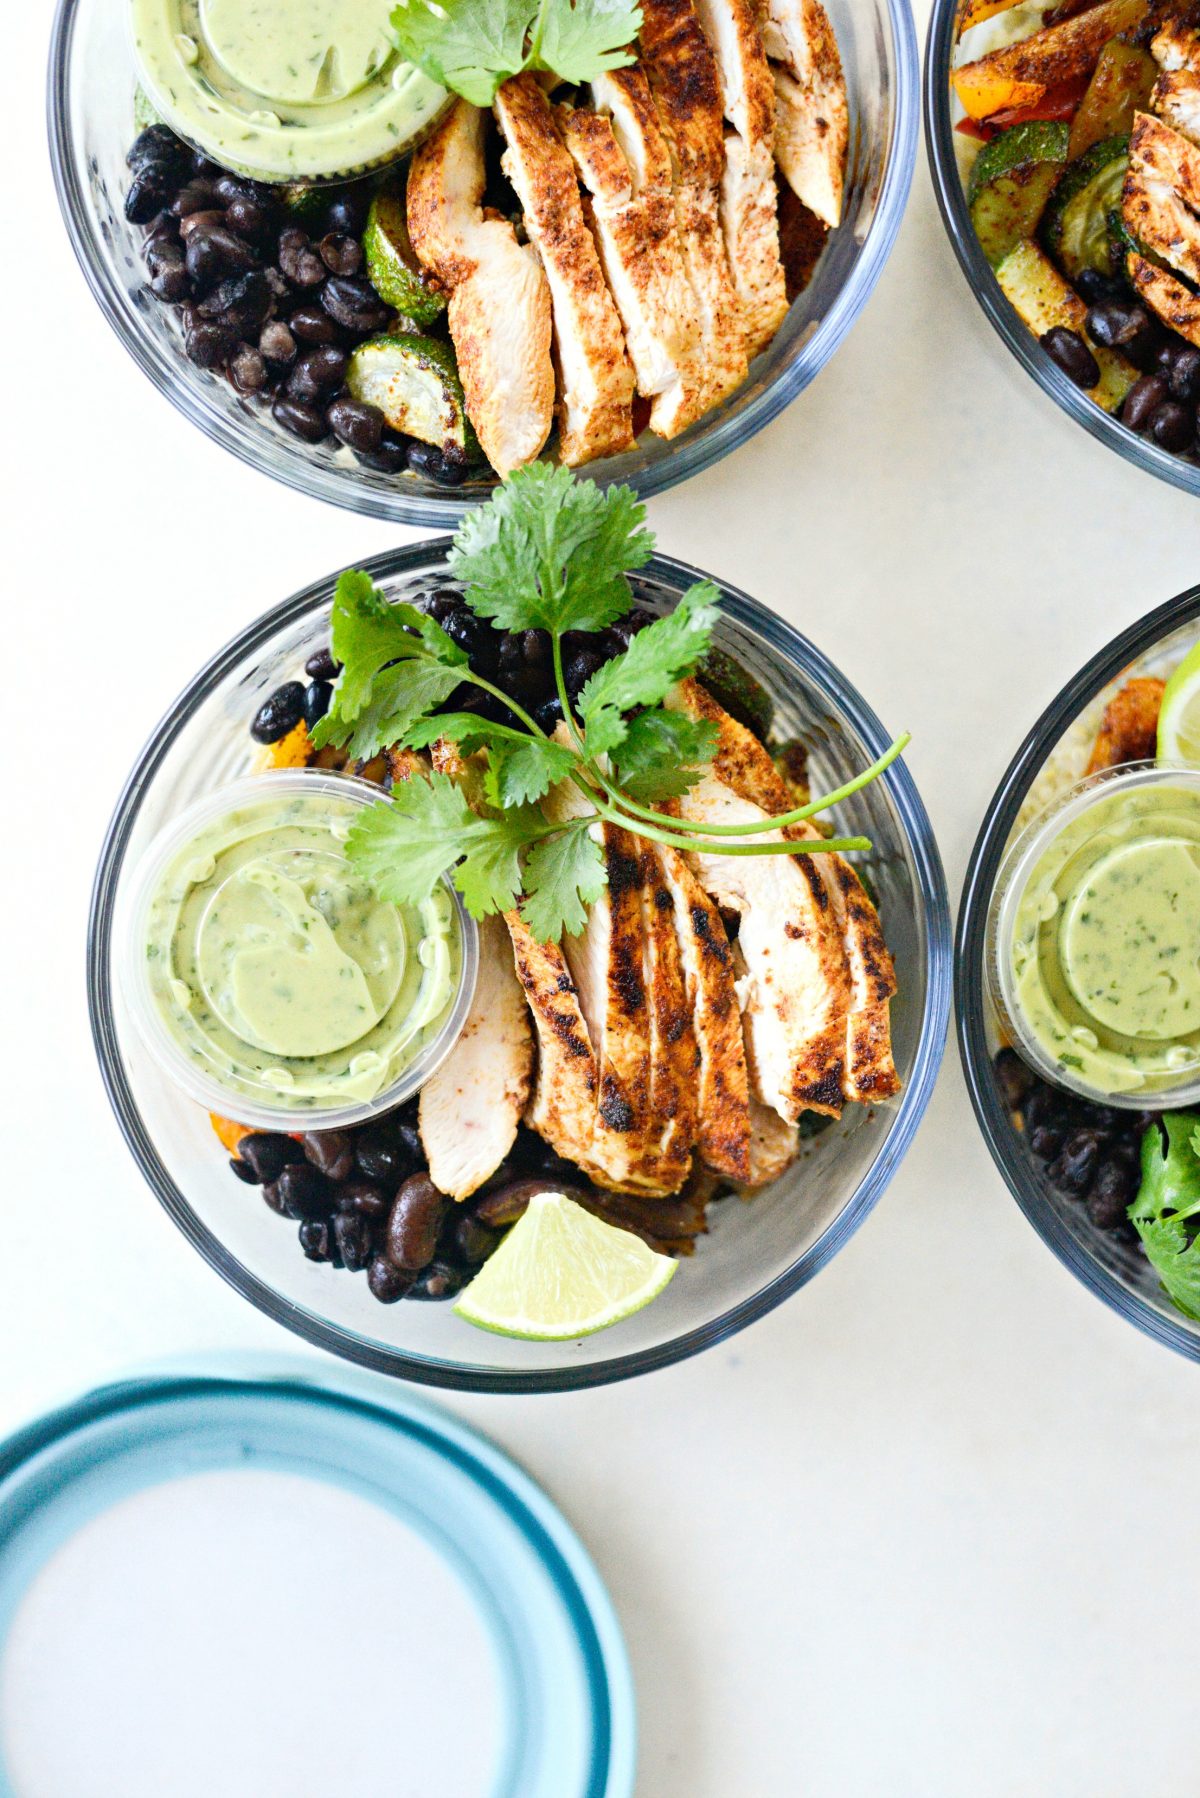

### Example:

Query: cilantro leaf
xmin=520 ymin=822 xmax=607 ymax=942
xmin=1130 ymin=1113 xmax=1200 ymax=1225
xmin=312 ymin=571 xmax=466 ymax=760
xmin=451 ymin=465 xmax=653 ymax=635
xmin=486 ymin=735 xmax=578 ymax=808
xmin=389 ymin=0 xmax=531 ymax=106
xmin=613 ymin=710 xmax=718 ymax=801
xmin=346 ymin=773 xmax=547 ymax=921
xmin=533 ymin=0 xmax=642 ymax=83
xmin=1133 ymin=1215 xmax=1200 ymax=1321
xmin=578 ymin=580 xmax=720 ymax=755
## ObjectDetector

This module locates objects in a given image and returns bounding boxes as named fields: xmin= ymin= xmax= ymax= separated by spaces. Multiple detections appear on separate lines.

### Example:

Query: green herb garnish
xmin=1129 ymin=1113 xmax=1200 ymax=1320
xmin=390 ymin=0 xmax=642 ymax=108
xmin=315 ymin=467 xmax=909 ymax=943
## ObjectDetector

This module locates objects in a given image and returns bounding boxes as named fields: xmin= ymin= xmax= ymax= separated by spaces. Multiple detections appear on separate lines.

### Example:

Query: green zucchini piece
xmin=697 ymin=648 xmax=774 ymax=742
xmin=968 ymin=120 xmax=1070 ymax=268
xmin=363 ymin=183 xmax=446 ymax=327
xmin=1041 ymin=135 xmax=1128 ymax=280
xmin=346 ymin=333 xmax=477 ymax=457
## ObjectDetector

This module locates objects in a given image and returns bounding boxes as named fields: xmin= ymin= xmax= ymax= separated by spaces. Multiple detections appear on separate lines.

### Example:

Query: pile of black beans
xmin=229 ymin=1114 xmax=590 ymax=1305
xmin=1038 ymin=267 xmax=1200 ymax=461
xmin=246 ymin=594 xmax=652 ymax=746
xmin=125 ymin=124 xmax=469 ymax=486
xmin=994 ymin=1048 xmax=1150 ymax=1242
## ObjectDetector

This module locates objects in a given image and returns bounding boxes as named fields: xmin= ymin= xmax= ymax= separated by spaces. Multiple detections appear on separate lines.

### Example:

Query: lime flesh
xmin=1158 ymin=640 xmax=1200 ymax=766
xmin=453 ymin=1191 xmax=676 ymax=1341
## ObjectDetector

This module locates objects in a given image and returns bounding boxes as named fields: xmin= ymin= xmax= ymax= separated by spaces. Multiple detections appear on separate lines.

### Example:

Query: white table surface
xmin=10 ymin=3 xmax=1200 ymax=1790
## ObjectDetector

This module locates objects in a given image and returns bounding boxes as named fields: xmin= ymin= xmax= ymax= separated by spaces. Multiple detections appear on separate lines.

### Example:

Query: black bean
xmin=326 ymin=394 xmax=384 ymax=454
xmin=324 ymin=188 xmax=370 ymax=235
xmin=240 ymin=1132 xmax=306 ymax=1183
xmin=185 ymin=225 xmax=256 ymax=292
xmin=533 ymin=695 xmax=564 ymax=733
xmin=387 ymin=1173 xmax=448 ymax=1270
xmin=1029 ymin=1123 xmax=1064 ymax=1159
xmin=127 ymin=125 xmax=190 ymax=176
xmin=272 ymin=393 xmax=329 ymax=442
xmin=1076 ymin=268 xmax=1125 ymax=305
xmin=126 ymin=168 xmax=175 ymax=224
xmin=304 ymin=678 xmax=333 ymax=728
xmin=288 ymin=346 xmax=349 ymax=404
xmin=261 ymin=1180 xmax=289 ymax=1216
xmin=565 ymin=649 xmax=605 ymax=695
xmin=317 ymin=232 xmax=363 ymax=276
xmin=606 ymin=608 xmax=653 ymax=649
xmin=225 ymin=194 xmax=274 ymax=242
xmin=455 ymin=1213 xmax=503 ymax=1265
xmin=198 ymin=268 xmax=272 ymax=334
xmin=1087 ymin=1157 xmax=1137 ymax=1230
xmin=302 ymin=1129 xmax=356 ymax=1182
xmin=355 ymin=1124 xmax=416 ymax=1186
xmin=1049 ymin=1129 xmax=1099 ymax=1198
xmin=356 ymin=430 xmax=411 ymax=473
xmin=276 ymin=1161 xmax=335 ymax=1220
xmin=408 ymin=1260 xmax=470 ymax=1301
xmin=1121 ymin=374 xmax=1168 ymax=433
xmin=230 ymin=1156 xmax=258 ymax=1184
xmin=1086 ymin=300 xmax=1138 ymax=348
xmin=320 ymin=275 xmax=391 ymax=333
xmin=473 ymin=1180 xmax=541 ymax=1228
xmin=337 ymin=1181 xmax=390 ymax=1221
xmin=169 ymin=178 xmax=220 ymax=218
xmin=406 ymin=441 xmax=468 ymax=485
xmin=305 ymin=647 xmax=340 ymax=682
xmin=333 ymin=1210 xmax=374 ymax=1272
xmin=368 ymin=1255 xmax=413 ymax=1303
xmin=190 ymin=152 xmax=223 ymax=181
xmin=287 ymin=303 xmax=340 ymax=346
xmin=184 ymin=320 xmax=238 ymax=368
xmin=994 ymin=1048 xmax=1035 ymax=1113
xmin=299 ymin=1218 xmax=334 ymax=1261
xmin=178 ymin=208 xmax=225 ymax=242
xmin=229 ymin=347 xmax=267 ymax=394
xmin=1169 ymin=346 xmax=1200 ymax=403
xmin=1039 ymin=326 xmax=1100 ymax=389
xmin=149 ymin=257 xmax=189 ymax=303
xmin=278 ymin=226 xmax=327 ymax=287
xmin=1148 ymin=400 xmax=1193 ymax=452
xmin=142 ymin=210 xmax=180 ymax=250
xmin=425 ymin=589 xmax=464 ymax=622
xmin=441 ymin=610 xmax=488 ymax=660
xmin=259 ymin=320 xmax=297 ymax=367
xmin=250 ymin=680 xmax=306 ymax=743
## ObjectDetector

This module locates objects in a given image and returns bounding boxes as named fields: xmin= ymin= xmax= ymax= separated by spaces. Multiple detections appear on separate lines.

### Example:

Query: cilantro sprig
xmin=315 ymin=468 xmax=908 ymax=943
xmin=390 ymin=0 xmax=642 ymax=108
xmin=1129 ymin=1114 xmax=1200 ymax=1320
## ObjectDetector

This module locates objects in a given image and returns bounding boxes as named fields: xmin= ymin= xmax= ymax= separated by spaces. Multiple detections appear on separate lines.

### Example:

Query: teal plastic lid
xmin=0 ymin=1369 xmax=635 ymax=1797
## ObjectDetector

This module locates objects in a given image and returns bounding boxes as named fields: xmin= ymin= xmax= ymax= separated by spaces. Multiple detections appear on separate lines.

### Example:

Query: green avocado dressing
xmin=143 ymin=786 xmax=461 ymax=1114
xmin=1008 ymin=779 xmax=1200 ymax=1097
xmin=129 ymin=0 xmax=446 ymax=181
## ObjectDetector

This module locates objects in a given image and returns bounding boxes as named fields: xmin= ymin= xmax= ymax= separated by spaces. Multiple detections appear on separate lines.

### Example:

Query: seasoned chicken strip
xmin=505 ymin=908 xmax=604 ymax=1160
xmin=682 ymin=684 xmax=900 ymax=1105
xmin=656 ymin=843 xmax=752 ymax=1179
xmin=667 ymin=681 xmax=851 ymax=1119
xmin=1127 ymin=248 xmax=1200 ymax=345
xmin=692 ymin=0 xmax=789 ymax=355
xmin=638 ymin=0 xmax=750 ymax=410
xmin=641 ymin=844 xmax=701 ymax=1187
xmin=753 ymin=0 xmax=848 ymax=227
xmin=1124 ymin=112 xmax=1200 ymax=288
xmin=494 ymin=75 xmax=636 ymax=467
xmin=563 ymin=72 xmax=711 ymax=435
xmin=419 ymin=913 xmax=534 ymax=1199
xmin=407 ymin=100 xmax=554 ymax=474
xmin=735 ymin=1088 xmax=801 ymax=1190
xmin=1150 ymin=66 xmax=1200 ymax=148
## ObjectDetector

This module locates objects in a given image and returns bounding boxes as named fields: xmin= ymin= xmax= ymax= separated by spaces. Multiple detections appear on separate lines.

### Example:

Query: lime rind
xmin=1158 ymin=641 xmax=1200 ymax=767
xmin=453 ymin=1191 xmax=677 ymax=1341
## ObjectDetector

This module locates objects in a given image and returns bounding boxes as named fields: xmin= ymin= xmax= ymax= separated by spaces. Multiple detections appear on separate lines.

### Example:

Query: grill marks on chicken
xmin=407 ymin=100 xmax=555 ymax=475
xmin=494 ymin=75 xmax=637 ymax=467
xmin=1124 ymin=111 xmax=1200 ymax=287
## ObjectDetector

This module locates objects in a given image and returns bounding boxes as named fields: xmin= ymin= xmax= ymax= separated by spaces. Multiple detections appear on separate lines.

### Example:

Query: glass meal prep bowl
xmin=48 ymin=0 xmax=918 ymax=527
xmin=88 ymin=544 xmax=951 ymax=1392
xmin=924 ymin=0 xmax=1200 ymax=501
xmin=958 ymin=581 xmax=1200 ymax=1362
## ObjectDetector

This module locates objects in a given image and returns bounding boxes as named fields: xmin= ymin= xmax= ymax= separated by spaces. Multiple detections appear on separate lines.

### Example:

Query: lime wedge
xmin=453 ymin=1191 xmax=676 ymax=1341
xmin=1158 ymin=640 xmax=1200 ymax=766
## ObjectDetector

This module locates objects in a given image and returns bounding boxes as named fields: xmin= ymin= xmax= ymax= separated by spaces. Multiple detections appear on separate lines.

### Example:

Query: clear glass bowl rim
xmin=47 ymin=0 xmax=920 ymax=527
xmin=956 ymin=579 xmax=1200 ymax=1363
xmin=922 ymin=0 xmax=1200 ymax=502
xmin=87 ymin=542 xmax=951 ymax=1393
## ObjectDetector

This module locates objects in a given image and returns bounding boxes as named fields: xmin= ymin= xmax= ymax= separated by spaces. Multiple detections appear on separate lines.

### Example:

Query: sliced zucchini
xmin=1041 ymin=134 xmax=1128 ymax=281
xmin=363 ymin=183 xmax=446 ymax=327
xmin=346 ymin=334 xmax=477 ymax=457
xmin=969 ymin=122 xmax=1070 ymax=268
xmin=697 ymin=649 xmax=774 ymax=742
xmin=994 ymin=238 xmax=1137 ymax=412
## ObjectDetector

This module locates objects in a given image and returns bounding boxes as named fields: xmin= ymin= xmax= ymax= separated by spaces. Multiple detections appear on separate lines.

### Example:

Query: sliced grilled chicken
xmin=638 ymin=0 xmax=750 ymax=410
xmin=641 ymin=844 xmax=701 ymax=1187
xmin=559 ymin=78 xmax=711 ymax=436
xmin=407 ymin=99 xmax=554 ymax=474
xmin=683 ymin=684 xmax=900 ymax=1105
xmin=736 ymin=1089 xmax=801 ymax=1189
xmin=691 ymin=0 xmax=789 ymax=355
xmin=667 ymin=680 xmax=851 ymax=1120
xmin=505 ymin=906 xmax=605 ymax=1159
xmin=656 ymin=842 xmax=752 ymax=1179
xmin=1150 ymin=22 xmax=1200 ymax=148
xmin=494 ymin=75 xmax=637 ymax=467
xmin=418 ymin=913 xmax=534 ymax=1199
xmin=1123 ymin=112 xmax=1200 ymax=287
xmin=753 ymin=0 xmax=848 ymax=227
xmin=1127 ymin=247 xmax=1200 ymax=345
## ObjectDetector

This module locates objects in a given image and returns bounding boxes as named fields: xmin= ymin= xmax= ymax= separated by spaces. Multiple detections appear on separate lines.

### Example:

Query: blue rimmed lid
xmin=0 ymin=1366 xmax=635 ymax=1798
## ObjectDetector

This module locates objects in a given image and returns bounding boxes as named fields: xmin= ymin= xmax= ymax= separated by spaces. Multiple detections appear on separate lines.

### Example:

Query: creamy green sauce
xmin=143 ymin=787 xmax=461 ymax=1113
xmin=129 ymin=0 xmax=446 ymax=180
xmin=1009 ymin=781 xmax=1200 ymax=1096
